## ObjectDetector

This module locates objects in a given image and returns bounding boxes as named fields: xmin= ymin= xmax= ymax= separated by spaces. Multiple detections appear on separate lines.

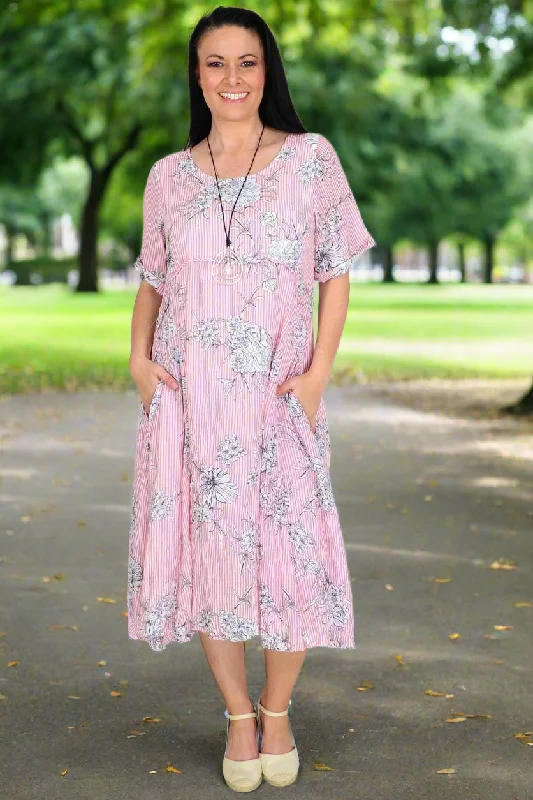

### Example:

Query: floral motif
xmin=219 ymin=611 xmax=259 ymax=641
xmin=196 ymin=609 xmax=216 ymax=636
xmin=134 ymin=256 xmax=166 ymax=290
xmin=217 ymin=434 xmax=246 ymax=465
xmin=143 ymin=590 xmax=178 ymax=646
xmin=128 ymin=554 xmax=143 ymax=595
xmin=226 ymin=316 xmax=273 ymax=375
xmin=259 ymin=474 xmax=291 ymax=527
xmin=261 ymin=632 xmax=290 ymax=651
xmin=199 ymin=465 xmax=239 ymax=508
xmin=260 ymin=436 xmax=278 ymax=473
xmin=149 ymin=490 xmax=176 ymax=522
xmin=287 ymin=522 xmax=315 ymax=553
xmin=319 ymin=580 xmax=351 ymax=627
xmin=190 ymin=319 xmax=221 ymax=349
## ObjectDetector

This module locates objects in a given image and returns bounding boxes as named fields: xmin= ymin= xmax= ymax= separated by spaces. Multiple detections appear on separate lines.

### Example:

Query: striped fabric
xmin=127 ymin=131 xmax=376 ymax=652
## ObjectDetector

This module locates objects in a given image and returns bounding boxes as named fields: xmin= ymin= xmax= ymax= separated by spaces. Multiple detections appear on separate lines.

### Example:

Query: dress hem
xmin=128 ymin=627 xmax=357 ymax=653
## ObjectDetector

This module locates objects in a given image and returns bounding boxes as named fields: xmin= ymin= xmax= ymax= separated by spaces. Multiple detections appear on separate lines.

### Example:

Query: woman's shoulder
xmin=149 ymin=149 xmax=190 ymax=182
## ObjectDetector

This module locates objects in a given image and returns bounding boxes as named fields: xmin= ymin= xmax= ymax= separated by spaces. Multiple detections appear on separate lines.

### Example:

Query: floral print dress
xmin=127 ymin=131 xmax=376 ymax=652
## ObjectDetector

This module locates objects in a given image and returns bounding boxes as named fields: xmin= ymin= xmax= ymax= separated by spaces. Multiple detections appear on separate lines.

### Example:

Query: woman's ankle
xmin=226 ymin=695 xmax=255 ymax=716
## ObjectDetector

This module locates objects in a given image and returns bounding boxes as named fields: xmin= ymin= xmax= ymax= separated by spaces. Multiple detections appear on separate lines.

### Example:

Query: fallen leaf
xmin=313 ymin=762 xmax=334 ymax=771
xmin=48 ymin=624 xmax=78 ymax=631
xmin=97 ymin=597 xmax=116 ymax=604
xmin=446 ymin=716 xmax=467 ymax=723
xmin=7 ymin=661 xmax=19 ymax=667
xmin=437 ymin=768 xmax=456 ymax=774
xmin=0 ymin=693 xmax=7 ymax=700
xmin=67 ymin=695 xmax=81 ymax=700
xmin=493 ymin=625 xmax=513 ymax=631
xmin=490 ymin=559 xmax=516 ymax=570
xmin=60 ymin=770 xmax=67 ymax=776
xmin=395 ymin=654 xmax=405 ymax=664
xmin=425 ymin=690 xmax=454 ymax=698
xmin=165 ymin=765 xmax=182 ymax=773
xmin=385 ymin=584 xmax=394 ymax=591
xmin=514 ymin=602 xmax=531 ymax=608
xmin=514 ymin=732 xmax=533 ymax=744
xmin=142 ymin=717 xmax=162 ymax=723
xmin=449 ymin=633 xmax=461 ymax=641
xmin=110 ymin=691 xmax=122 ymax=697
xmin=97 ymin=660 xmax=107 ymax=667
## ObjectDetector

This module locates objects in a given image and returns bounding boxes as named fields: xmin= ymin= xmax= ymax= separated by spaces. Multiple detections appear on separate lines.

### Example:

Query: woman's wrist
xmin=307 ymin=362 xmax=331 ymax=391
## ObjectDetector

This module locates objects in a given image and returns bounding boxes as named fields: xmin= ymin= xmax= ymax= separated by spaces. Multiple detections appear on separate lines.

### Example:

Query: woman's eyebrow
xmin=206 ymin=53 xmax=258 ymax=59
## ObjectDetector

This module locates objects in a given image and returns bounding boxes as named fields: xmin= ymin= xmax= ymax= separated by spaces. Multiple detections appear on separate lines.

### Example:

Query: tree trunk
xmin=39 ymin=211 xmax=52 ymax=258
xmin=382 ymin=246 xmax=395 ymax=283
xmin=483 ymin=232 xmax=495 ymax=284
xmin=427 ymin=240 xmax=439 ymax=284
xmin=458 ymin=241 xmax=466 ymax=283
xmin=74 ymin=122 xmax=142 ymax=292
xmin=76 ymin=168 xmax=108 ymax=292
xmin=5 ymin=224 xmax=15 ymax=267
xmin=502 ymin=378 xmax=533 ymax=415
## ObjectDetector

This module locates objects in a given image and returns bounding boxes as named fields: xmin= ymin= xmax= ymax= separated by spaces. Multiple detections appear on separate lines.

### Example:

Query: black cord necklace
xmin=207 ymin=123 xmax=265 ymax=284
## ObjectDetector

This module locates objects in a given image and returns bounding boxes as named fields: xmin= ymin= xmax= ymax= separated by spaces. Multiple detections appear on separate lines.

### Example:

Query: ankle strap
xmin=224 ymin=709 xmax=257 ymax=721
xmin=258 ymin=699 xmax=291 ymax=717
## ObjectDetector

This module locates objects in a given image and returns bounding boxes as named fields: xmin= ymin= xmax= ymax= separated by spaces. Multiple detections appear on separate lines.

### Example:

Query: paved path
xmin=1 ymin=386 xmax=532 ymax=799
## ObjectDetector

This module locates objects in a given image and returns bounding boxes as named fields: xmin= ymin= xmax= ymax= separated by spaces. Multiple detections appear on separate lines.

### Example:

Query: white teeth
xmin=220 ymin=92 xmax=248 ymax=99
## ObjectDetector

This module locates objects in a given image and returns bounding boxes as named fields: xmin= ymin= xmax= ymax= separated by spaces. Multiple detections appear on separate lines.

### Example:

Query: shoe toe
xmin=260 ymin=747 xmax=299 ymax=786
xmin=223 ymin=756 xmax=262 ymax=792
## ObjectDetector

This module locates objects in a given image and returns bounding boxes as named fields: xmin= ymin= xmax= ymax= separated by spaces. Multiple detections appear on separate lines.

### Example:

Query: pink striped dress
xmin=127 ymin=131 xmax=376 ymax=652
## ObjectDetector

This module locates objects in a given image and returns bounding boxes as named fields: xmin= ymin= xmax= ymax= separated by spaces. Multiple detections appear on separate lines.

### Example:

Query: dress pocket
xmin=142 ymin=378 xmax=164 ymax=424
xmin=285 ymin=390 xmax=324 ymax=460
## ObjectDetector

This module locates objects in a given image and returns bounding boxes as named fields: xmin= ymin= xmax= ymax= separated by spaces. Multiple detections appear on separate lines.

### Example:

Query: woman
xmin=127 ymin=5 xmax=375 ymax=792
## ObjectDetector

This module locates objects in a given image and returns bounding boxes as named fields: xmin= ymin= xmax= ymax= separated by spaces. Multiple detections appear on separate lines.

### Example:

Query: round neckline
xmin=186 ymin=132 xmax=294 ymax=182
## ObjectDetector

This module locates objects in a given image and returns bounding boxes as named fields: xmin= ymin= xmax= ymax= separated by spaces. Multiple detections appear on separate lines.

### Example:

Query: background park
xmin=1 ymin=2 xmax=533 ymax=799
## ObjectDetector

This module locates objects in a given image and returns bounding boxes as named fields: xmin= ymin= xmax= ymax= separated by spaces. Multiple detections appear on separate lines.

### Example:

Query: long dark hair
xmin=186 ymin=6 xmax=308 ymax=147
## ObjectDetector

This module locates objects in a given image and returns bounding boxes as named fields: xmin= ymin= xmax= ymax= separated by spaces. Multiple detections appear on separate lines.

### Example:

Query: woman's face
xmin=196 ymin=25 xmax=266 ymax=121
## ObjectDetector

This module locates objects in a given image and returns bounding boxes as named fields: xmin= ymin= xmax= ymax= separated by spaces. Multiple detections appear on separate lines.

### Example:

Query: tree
xmin=0 ymin=2 xmax=189 ymax=291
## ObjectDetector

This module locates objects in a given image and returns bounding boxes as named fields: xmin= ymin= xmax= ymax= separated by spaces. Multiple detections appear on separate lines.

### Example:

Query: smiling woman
xmin=126 ymin=4 xmax=376 ymax=792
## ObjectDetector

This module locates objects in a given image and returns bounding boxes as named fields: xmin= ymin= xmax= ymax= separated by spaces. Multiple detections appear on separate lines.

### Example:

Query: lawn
xmin=0 ymin=282 xmax=532 ymax=394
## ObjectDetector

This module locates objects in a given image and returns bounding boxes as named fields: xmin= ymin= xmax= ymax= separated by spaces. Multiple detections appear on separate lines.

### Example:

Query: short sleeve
xmin=134 ymin=161 xmax=167 ymax=294
xmin=313 ymin=134 xmax=376 ymax=282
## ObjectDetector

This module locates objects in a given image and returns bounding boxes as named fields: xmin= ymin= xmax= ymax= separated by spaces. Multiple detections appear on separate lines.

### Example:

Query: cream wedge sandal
xmin=257 ymin=695 xmax=300 ymax=787
xmin=222 ymin=701 xmax=263 ymax=793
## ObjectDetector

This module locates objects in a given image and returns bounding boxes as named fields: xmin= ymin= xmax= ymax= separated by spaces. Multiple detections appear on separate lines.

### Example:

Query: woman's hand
xmin=276 ymin=370 xmax=326 ymax=434
xmin=129 ymin=356 xmax=179 ymax=416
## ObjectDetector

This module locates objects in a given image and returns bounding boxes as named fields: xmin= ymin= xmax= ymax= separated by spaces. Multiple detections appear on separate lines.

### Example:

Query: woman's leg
xmin=259 ymin=649 xmax=307 ymax=754
xmin=199 ymin=633 xmax=259 ymax=761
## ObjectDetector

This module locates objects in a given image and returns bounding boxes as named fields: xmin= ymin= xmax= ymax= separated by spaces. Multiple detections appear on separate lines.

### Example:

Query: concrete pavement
xmin=1 ymin=384 xmax=532 ymax=799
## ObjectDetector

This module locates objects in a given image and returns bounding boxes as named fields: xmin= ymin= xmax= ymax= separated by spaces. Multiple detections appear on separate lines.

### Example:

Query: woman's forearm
xmin=308 ymin=272 xmax=350 ymax=389
xmin=129 ymin=282 xmax=163 ymax=364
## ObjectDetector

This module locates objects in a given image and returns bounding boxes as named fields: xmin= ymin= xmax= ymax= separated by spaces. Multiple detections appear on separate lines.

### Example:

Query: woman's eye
xmin=207 ymin=61 xmax=256 ymax=67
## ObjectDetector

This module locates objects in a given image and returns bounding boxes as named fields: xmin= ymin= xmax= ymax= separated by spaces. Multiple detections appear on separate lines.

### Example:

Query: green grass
xmin=0 ymin=283 xmax=532 ymax=395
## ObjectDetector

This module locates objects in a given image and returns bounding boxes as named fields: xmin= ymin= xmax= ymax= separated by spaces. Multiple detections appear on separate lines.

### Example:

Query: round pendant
xmin=212 ymin=247 xmax=243 ymax=285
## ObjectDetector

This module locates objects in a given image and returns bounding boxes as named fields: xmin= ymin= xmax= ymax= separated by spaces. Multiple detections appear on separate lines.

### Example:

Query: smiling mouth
xmin=218 ymin=92 xmax=250 ymax=102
